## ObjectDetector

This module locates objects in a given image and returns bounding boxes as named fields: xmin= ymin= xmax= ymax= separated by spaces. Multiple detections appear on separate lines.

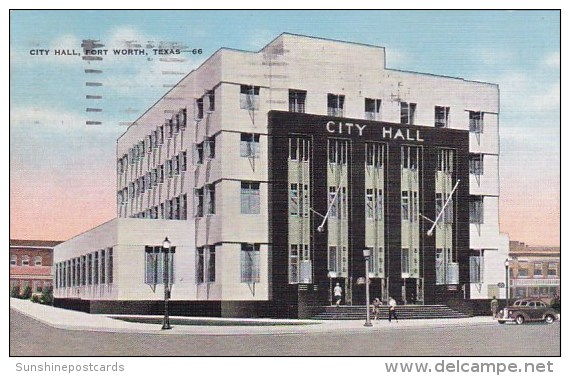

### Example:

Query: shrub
xmin=31 ymin=294 xmax=41 ymax=303
xmin=10 ymin=285 xmax=20 ymax=299
xmin=21 ymin=285 xmax=33 ymax=300
xmin=40 ymin=285 xmax=54 ymax=305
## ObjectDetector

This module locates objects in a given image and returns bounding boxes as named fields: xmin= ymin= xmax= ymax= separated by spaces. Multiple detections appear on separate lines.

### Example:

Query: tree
xmin=10 ymin=285 xmax=20 ymax=298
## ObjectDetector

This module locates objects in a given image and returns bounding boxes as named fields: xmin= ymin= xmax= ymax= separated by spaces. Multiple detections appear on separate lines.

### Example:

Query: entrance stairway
xmin=311 ymin=305 xmax=470 ymax=320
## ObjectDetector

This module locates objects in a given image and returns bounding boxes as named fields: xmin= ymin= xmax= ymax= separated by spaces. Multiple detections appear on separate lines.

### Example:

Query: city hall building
xmin=54 ymin=33 xmax=509 ymax=318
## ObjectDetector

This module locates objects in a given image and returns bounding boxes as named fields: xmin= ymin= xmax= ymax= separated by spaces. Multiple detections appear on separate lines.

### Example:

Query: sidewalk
xmin=10 ymin=298 xmax=497 ymax=336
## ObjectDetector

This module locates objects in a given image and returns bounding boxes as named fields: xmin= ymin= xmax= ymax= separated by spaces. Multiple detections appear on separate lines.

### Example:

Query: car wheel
xmin=515 ymin=315 xmax=525 ymax=325
xmin=545 ymin=315 xmax=555 ymax=324
xmin=498 ymin=320 xmax=505 ymax=324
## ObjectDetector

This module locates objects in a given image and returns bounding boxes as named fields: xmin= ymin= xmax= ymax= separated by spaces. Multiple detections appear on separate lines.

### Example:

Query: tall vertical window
xmin=290 ymin=183 xmax=299 ymax=216
xmin=289 ymin=137 xmax=310 ymax=161
xmin=401 ymin=248 xmax=410 ymax=275
xmin=469 ymin=195 xmax=484 ymax=224
xmin=289 ymin=89 xmax=307 ymax=113
xmin=181 ymin=151 xmax=187 ymax=172
xmin=469 ymin=111 xmax=484 ymax=133
xmin=87 ymin=254 xmax=92 ymax=285
xmin=207 ymin=247 xmax=216 ymax=283
xmin=328 ymin=139 xmax=348 ymax=164
xmin=194 ymin=187 xmax=204 ymax=217
xmin=93 ymin=252 xmax=99 ymax=285
xmin=196 ymin=247 xmax=205 ymax=284
xmin=240 ymin=133 xmax=260 ymax=158
xmin=327 ymin=94 xmax=345 ymax=117
xmin=289 ymin=244 xmax=299 ymax=283
xmin=365 ymin=98 xmax=382 ymax=120
xmin=101 ymin=249 xmax=106 ymax=284
xmin=469 ymin=254 xmax=482 ymax=283
xmin=365 ymin=143 xmax=384 ymax=168
xmin=328 ymin=246 xmax=339 ymax=273
xmin=204 ymin=137 xmax=216 ymax=159
xmin=435 ymin=106 xmax=450 ymax=128
xmin=195 ymin=97 xmax=204 ymax=120
xmin=206 ymin=90 xmax=215 ymax=112
xmin=401 ymin=191 xmax=410 ymax=221
xmin=402 ymin=145 xmax=420 ymax=170
xmin=145 ymin=246 xmax=175 ymax=285
xmin=328 ymin=186 xmax=339 ymax=218
xmin=366 ymin=188 xmax=383 ymax=220
xmin=469 ymin=154 xmax=484 ymax=175
xmin=240 ymin=182 xmax=260 ymax=214
xmin=206 ymin=184 xmax=216 ymax=215
xmin=240 ymin=85 xmax=260 ymax=110
xmin=158 ymin=165 xmax=165 ymax=183
xmin=108 ymin=249 xmax=113 ymax=284
xmin=437 ymin=149 xmax=454 ymax=173
xmin=534 ymin=263 xmax=543 ymax=277
xmin=400 ymin=102 xmax=417 ymax=124
xmin=241 ymin=243 xmax=260 ymax=283
xmin=181 ymin=194 xmax=187 ymax=220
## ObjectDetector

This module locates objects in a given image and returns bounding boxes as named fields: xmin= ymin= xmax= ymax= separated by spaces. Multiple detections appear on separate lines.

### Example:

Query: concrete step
xmin=311 ymin=305 xmax=470 ymax=320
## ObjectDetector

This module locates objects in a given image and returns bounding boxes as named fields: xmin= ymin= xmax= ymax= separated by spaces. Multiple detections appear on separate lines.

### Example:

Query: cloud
xmin=543 ymin=51 xmax=560 ymax=68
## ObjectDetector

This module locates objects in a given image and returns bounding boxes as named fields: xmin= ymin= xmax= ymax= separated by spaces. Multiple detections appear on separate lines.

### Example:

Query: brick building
xmin=10 ymin=239 xmax=60 ymax=294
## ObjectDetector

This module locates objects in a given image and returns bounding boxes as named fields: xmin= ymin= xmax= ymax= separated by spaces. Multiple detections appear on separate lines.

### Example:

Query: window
xmin=240 ymin=133 xmax=260 ymax=158
xmin=81 ymin=255 xmax=86 ymax=285
xmin=108 ymin=248 xmax=113 ymax=284
xmin=534 ymin=263 xmax=543 ymax=277
xmin=158 ymin=126 xmax=164 ymax=145
xmin=195 ymin=97 xmax=204 ymax=120
xmin=365 ymin=143 xmax=384 ymax=168
xmin=181 ymin=151 xmax=187 ymax=172
xmin=167 ymin=120 xmax=174 ymax=138
xmin=469 ymin=154 xmax=483 ymax=175
xmin=166 ymin=159 xmax=173 ymax=178
xmin=205 ymin=90 xmax=215 ymax=112
xmin=101 ymin=249 xmax=106 ymax=284
xmin=328 ymin=139 xmax=348 ymax=164
xmin=328 ymin=186 xmax=339 ymax=218
xmin=469 ymin=196 xmax=484 ymax=224
xmin=158 ymin=165 xmax=165 ymax=183
xmin=289 ymin=89 xmax=306 ymax=113
xmin=194 ymin=188 xmax=204 ymax=217
xmin=327 ymin=93 xmax=344 ymax=117
xmin=366 ymin=188 xmax=383 ymax=220
xmin=402 ymin=145 xmax=420 ymax=170
xmin=289 ymin=245 xmax=299 ymax=283
xmin=10 ymin=255 xmax=16 ymax=265
xmin=365 ymin=98 xmax=382 ymax=120
xmin=401 ymin=191 xmax=409 ymax=221
xmin=518 ymin=266 xmax=529 ymax=277
xmin=193 ymin=142 xmax=204 ymax=165
xmin=290 ymin=183 xmax=299 ymax=216
xmin=435 ymin=106 xmax=450 ymax=128
xmin=328 ymin=246 xmax=339 ymax=273
xmin=400 ymin=102 xmax=417 ymax=125
xmin=22 ymin=255 xmax=29 ymax=266
xmin=241 ymin=182 xmax=260 ymax=214
xmin=173 ymin=196 xmax=181 ymax=219
xmin=196 ymin=246 xmax=216 ymax=283
xmin=93 ymin=252 xmax=99 ymax=285
xmin=87 ymin=254 xmax=92 ymax=285
xmin=206 ymin=184 xmax=216 ymax=215
xmin=548 ymin=263 xmax=558 ymax=277
xmin=180 ymin=108 xmax=187 ymax=129
xmin=181 ymin=194 xmax=188 ymax=220
xmin=469 ymin=254 xmax=482 ymax=283
xmin=196 ymin=247 xmax=205 ymax=283
xmin=469 ymin=111 xmax=484 ymax=133
xmin=401 ymin=248 xmax=410 ymax=275
xmin=145 ymin=246 xmax=175 ymax=285
xmin=207 ymin=247 xmax=216 ymax=283
xmin=240 ymin=85 xmax=260 ymax=110
xmin=289 ymin=137 xmax=310 ymax=161
xmin=436 ymin=192 xmax=453 ymax=224
xmin=241 ymin=243 xmax=260 ymax=283
xmin=34 ymin=256 xmax=42 ymax=266
xmin=204 ymin=137 xmax=215 ymax=159
xmin=173 ymin=155 xmax=180 ymax=176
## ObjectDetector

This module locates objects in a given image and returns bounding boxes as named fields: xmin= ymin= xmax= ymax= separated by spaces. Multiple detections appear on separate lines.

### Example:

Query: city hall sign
xmin=325 ymin=121 xmax=424 ymax=142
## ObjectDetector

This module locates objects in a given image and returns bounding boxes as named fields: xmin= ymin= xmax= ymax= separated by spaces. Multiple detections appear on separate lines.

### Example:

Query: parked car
xmin=498 ymin=299 xmax=558 ymax=325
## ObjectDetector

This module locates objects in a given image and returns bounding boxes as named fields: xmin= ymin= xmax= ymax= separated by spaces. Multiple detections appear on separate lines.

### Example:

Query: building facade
xmin=10 ymin=239 xmax=60 ymax=294
xmin=508 ymin=241 xmax=560 ymax=303
xmin=54 ymin=33 xmax=509 ymax=318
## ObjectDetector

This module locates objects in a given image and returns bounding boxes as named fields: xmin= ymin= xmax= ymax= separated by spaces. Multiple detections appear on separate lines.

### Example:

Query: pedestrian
xmin=490 ymin=296 xmax=498 ymax=319
xmin=333 ymin=283 xmax=342 ymax=307
xmin=372 ymin=297 xmax=382 ymax=320
xmin=388 ymin=296 xmax=398 ymax=322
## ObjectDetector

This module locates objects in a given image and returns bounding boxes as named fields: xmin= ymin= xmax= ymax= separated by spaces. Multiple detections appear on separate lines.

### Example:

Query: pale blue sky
xmin=9 ymin=10 xmax=560 ymax=245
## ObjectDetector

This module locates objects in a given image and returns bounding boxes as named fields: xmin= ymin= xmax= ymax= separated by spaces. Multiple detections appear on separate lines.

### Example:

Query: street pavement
xmin=9 ymin=298 xmax=497 ymax=336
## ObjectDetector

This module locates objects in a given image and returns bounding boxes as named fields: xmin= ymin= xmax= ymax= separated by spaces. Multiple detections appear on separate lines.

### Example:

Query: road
xmin=10 ymin=309 xmax=560 ymax=356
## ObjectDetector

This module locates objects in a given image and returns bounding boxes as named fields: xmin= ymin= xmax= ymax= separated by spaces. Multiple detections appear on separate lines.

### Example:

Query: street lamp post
xmin=504 ymin=258 xmax=509 ymax=307
xmin=162 ymin=237 xmax=172 ymax=330
xmin=363 ymin=248 xmax=372 ymax=327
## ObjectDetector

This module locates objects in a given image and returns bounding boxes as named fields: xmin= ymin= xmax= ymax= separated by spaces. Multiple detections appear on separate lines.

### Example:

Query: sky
xmin=9 ymin=10 xmax=560 ymax=246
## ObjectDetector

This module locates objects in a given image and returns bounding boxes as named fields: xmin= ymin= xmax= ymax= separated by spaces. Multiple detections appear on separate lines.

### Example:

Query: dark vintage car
xmin=498 ymin=299 xmax=558 ymax=325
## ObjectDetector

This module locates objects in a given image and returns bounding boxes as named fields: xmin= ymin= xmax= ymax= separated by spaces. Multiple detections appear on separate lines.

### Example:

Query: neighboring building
xmin=10 ymin=239 xmax=60 ymax=294
xmin=508 ymin=241 xmax=560 ymax=303
xmin=54 ymin=33 xmax=509 ymax=318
